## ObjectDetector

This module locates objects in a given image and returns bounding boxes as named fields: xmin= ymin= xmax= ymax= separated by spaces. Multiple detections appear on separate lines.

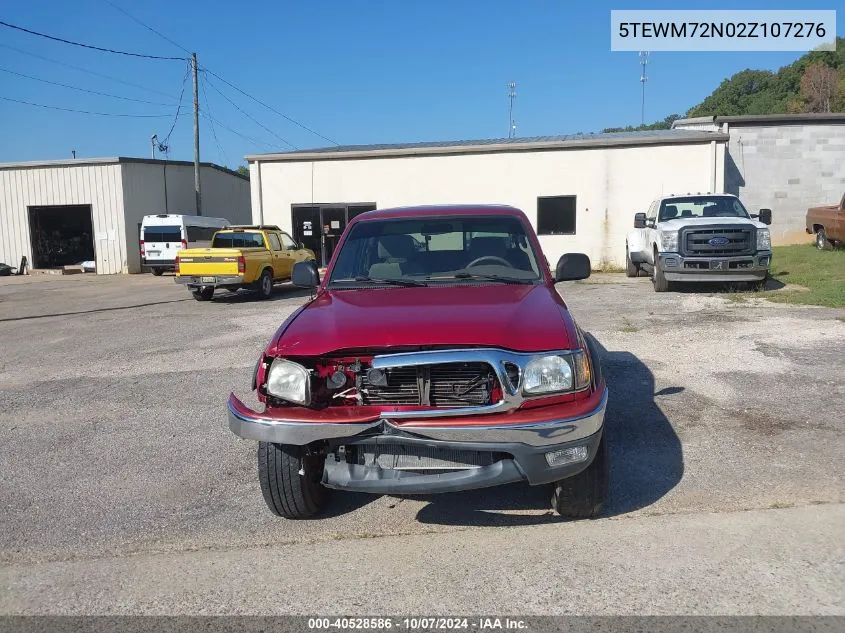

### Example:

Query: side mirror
xmin=634 ymin=213 xmax=647 ymax=229
xmin=292 ymin=260 xmax=320 ymax=288
xmin=555 ymin=253 xmax=591 ymax=282
xmin=758 ymin=208 xmax=772 ymax=225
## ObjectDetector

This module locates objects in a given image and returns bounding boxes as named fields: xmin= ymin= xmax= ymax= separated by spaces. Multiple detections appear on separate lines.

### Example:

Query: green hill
xmin=603 ymin=37 xmax=845 ymax=133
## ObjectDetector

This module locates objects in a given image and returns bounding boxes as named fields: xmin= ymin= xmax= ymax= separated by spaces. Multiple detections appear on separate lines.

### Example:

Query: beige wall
xmin=0 ymin=163 xmax=126 ymax=274
xmin=252 ymin=142 xmax=725 ymax=268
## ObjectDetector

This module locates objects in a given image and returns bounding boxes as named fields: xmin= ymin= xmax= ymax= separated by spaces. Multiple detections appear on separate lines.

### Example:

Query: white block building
xmin=246 ymin=130 xmax=727 ymax=268
xmin=0 ymin=157 xmax=251 ymax=274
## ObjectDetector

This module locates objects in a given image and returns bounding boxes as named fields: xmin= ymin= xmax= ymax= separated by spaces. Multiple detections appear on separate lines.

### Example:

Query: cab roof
xmin=350 ymin=204 xmax=526 ymax=222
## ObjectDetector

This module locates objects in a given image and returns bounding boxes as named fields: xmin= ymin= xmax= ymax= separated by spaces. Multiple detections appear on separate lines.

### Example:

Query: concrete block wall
xmin=725 ymin=123 xmax=845 ymax=244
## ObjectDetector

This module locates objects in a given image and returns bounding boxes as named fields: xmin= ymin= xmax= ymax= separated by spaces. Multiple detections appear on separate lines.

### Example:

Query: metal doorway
xmin=28 ymin=204 xmax=95 ymax=269
xmin=291 ymin=202 xmax=376 ymax=266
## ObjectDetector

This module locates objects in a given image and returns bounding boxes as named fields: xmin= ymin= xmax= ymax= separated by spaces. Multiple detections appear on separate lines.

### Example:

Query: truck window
xmin=280 ymin=232 xmax=297 ymax=250
xmin=212 ymin=232 xmax=266 ymax=248
xmin=267 ymin=234 xmax=282 ymax=251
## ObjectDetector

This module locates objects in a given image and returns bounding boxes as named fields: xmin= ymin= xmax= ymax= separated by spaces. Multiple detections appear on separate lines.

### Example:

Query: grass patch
xmin=592 ymin=263 xmax=626 ymax=273
xmin=619 ymin=317 xmax=640 ymax=333
xmin=766 ymin=244 xmax=845 ymax=308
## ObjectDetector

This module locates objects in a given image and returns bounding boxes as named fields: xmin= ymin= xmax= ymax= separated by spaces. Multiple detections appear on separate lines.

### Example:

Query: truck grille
xmin=362 ymin=362 xmax=495 ymax=408
xmin=682 ymin=226 xmax=754 ymax=256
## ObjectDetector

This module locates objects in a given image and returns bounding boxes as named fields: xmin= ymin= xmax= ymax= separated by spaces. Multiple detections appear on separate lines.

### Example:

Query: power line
xmin=159 ymin=62 xmax=191 ymax=151
xmin=0 ymin=66 xmax=175 ymax=106
xmin=202 ymin=73 xmax=296 ymax=149
xmin=0 ymin=95 xmax=171 ymax=117
xmin=0 ymin=43 xmax=181 ymax=99
xmin=199 ymin=74 xmax=229 ymax=166
xmin=199 ymin=112 xmax=275 ymax=151
xmin=101 ymin=0 xmax=192 ymax=55
xmin=203 ymin=69 xmax=338 ymax=146
xmin=0 ymin=19 xmax=186 ymax=60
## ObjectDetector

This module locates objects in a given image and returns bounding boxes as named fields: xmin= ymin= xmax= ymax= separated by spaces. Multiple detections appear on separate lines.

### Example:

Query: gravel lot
xmin=1 ymin=272 xmax=843 ymax=614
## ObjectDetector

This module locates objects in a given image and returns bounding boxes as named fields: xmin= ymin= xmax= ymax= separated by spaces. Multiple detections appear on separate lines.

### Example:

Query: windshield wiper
xmin=332 ymin=276 xmax=427 ymax=287
xmin=428 ymin=272 xmax=534 ymax=284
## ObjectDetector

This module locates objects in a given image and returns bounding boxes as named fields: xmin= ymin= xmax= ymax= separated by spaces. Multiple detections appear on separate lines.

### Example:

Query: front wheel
xmin=816 ymin=228 xmax=833 ymax=251
xmin=551 ymin=434 xmax=609 ymax=519
xmin=258 ymin=442 xmax=329 ymax=519
xmin=191 ymin=287 xmax=214 ymax=301
xmin=652 ymin=259 xmax=670 ymax=292
xmin=151 ymin=268 xmax=165 ymax=277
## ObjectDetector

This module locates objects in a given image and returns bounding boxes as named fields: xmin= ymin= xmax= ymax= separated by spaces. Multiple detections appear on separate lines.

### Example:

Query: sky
xmin=0 ymin=0 xmax=841 ymax=168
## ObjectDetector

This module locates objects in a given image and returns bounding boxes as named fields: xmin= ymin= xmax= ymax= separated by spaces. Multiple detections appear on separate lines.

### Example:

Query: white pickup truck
xmin=625 ymin=193 xmax=773 ymax=292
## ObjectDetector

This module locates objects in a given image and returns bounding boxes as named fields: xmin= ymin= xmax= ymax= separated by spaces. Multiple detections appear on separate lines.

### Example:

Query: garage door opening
xmin=28 ymin=205 xmax=95 ymax=269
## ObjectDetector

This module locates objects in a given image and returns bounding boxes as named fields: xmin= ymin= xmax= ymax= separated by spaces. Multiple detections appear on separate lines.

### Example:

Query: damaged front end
xmin=229 ymin=345 xmax=607 ymax=494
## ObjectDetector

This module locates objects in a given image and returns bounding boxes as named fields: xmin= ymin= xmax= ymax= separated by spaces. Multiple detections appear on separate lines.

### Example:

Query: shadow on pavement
xmin=402 ymin=336 xmax=684 ymax=526
xmin=0 ymin=297 xmax=193 ymax=323
xmin=210 ymin=284 xmax=314 ymax=303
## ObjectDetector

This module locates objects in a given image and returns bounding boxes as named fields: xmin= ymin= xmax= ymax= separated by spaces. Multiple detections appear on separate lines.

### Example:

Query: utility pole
xmin=191 ymin=52 xmax=202 ymax=215
xmin=639 ymin=51 xmax=649 ymax=126
xmin=507 ymin=82 xmax=517 ymax=138
xmin=150 ymin=134 xmax=158 ymax=159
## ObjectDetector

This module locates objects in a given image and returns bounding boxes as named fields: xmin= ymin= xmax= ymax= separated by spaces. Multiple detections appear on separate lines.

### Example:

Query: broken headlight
xmin=265 ymin=358 xmax=310 ymax=405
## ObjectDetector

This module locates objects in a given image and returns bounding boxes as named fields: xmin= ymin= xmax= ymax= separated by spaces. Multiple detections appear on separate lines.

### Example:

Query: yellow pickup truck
xmin=175 ymin=225 xmax=316 ymax=300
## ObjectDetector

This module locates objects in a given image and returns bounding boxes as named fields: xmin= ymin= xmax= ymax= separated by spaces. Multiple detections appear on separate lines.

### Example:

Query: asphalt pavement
xmin=0 ymin=272 xmax=842 ymax=614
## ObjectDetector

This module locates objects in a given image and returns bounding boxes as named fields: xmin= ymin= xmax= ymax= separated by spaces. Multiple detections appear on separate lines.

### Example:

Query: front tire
xmin=258 ymin=442 xmax=329 ymax=519
xmin=652 ymin=256 xmax=670 ymax=292
xmin=551 ymin=433 xmax=609 ymax=519
xmin=625 ymin=247 xmax=639 ymax=278
xmin=191 ymin=287 xmax=214 ymax=301
xmin=816 ymin=228 xmax=833 ymax=250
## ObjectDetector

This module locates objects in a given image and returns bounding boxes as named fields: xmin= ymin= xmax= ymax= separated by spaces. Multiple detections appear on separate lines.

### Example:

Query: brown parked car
xmin=806 ymin=193 xmax=844 ymax=250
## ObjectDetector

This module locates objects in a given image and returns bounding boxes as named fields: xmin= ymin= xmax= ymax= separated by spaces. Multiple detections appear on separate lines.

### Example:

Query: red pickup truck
xmin=806 ymin=192 xmax=844 ymax=249
xmin=228 ymin=205 xmax=608 ymax=519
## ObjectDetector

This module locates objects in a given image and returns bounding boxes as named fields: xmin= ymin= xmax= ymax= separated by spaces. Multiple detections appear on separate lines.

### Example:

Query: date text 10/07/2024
xmin=308 ymin=618 xmax=529 ymax=630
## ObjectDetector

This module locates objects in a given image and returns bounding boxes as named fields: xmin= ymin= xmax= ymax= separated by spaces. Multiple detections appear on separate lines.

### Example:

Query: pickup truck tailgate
xmin=178 ymin=248 xmax=242 ymax=276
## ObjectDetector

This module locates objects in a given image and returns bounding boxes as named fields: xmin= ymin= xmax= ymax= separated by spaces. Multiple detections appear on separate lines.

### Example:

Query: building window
xmin=537 ymin=196 xmax=576 ymax=235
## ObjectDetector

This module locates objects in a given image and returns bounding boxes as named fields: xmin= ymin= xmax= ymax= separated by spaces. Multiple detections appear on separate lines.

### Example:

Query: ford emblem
xmin=709 ymin=236 xmax=730 ymax=246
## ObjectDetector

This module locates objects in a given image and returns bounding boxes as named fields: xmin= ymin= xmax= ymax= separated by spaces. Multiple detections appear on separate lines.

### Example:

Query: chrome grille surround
xmin=368 ymin=348 xmax=589 ymax=419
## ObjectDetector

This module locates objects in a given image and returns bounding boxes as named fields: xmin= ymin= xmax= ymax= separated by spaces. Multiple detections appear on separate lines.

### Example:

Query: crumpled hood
xmin=269 ymin=284 xmax=576 ymax=356
xmin=658 ymin=217 xmax=768 ymax=231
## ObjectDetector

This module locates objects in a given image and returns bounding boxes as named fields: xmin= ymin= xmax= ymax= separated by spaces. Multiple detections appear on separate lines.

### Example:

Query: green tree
xmin=236 ymin=165 xmax=249 ymax=179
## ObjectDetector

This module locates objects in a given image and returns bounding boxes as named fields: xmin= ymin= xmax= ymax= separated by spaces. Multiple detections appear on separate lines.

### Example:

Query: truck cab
xmin=805 ymin=192 xmax=844 ymax=250
xmin=625 ymin=193 xmax=772 ymax=292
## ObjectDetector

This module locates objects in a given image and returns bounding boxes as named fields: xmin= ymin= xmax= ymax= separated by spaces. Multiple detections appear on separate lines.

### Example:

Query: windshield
xmin=658 ymin=196 xmax=750 ymax=221
xmin=328 ymin=215 xmax=542 ymax=286
xmin=143 ymin=226 xmax=181 ymax=243
xmin=212 ymin=232 xmax=266 ymax=248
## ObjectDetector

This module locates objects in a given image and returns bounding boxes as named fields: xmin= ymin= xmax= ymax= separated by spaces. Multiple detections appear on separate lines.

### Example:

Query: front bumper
xmin=658 ymin=251 xmax=770 ymax=282
xmin=175 ymin=275 xmax=245 ymax=289
xmin=228 ymin=388 xmax=607 ymax=493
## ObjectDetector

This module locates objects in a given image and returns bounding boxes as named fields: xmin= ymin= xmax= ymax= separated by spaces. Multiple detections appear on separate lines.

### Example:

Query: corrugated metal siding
xmin=120 ymin=163 xmax=251 ymax=273
xmin=0 ymin=164 xmax=125 ymax=274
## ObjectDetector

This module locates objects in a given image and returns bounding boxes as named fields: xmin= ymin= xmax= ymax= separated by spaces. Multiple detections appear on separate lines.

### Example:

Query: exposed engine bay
xmin=263 ymin=354 xmax=502 ymax=410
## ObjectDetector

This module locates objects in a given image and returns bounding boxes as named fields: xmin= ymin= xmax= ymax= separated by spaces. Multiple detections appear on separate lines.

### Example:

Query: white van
xmin=140 ymin=214 xmax=232 ymax=275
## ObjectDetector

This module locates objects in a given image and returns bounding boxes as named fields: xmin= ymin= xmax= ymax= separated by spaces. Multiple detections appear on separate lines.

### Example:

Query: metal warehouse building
xmin=673 ymin=113 xmax=845 ymax=245
xmin=0 ymin=157 xmax=250 ymax=274
xmin=246 ymin=130 xmax=728 ymax=269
